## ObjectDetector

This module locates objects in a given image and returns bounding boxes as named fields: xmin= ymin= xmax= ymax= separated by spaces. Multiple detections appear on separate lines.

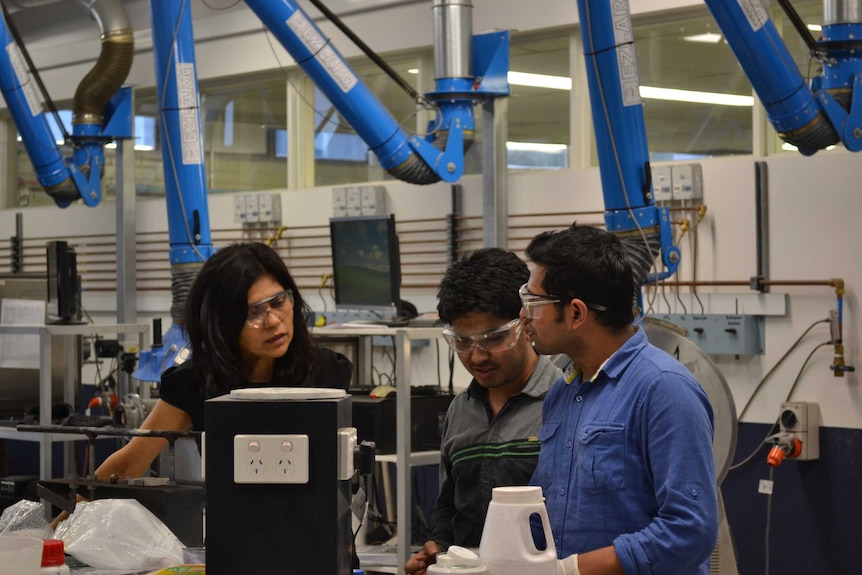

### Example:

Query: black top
xmin=158 ymin=347 xmax=353 ymax=431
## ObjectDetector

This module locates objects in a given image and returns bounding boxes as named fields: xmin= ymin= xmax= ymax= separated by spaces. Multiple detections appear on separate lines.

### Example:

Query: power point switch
xmin=780 ymin=409 xmax=798 ymax=430
xmin=778 ymin=402 xmax=820 ymax=461
xmin=234 ymin=434 xmax=309 ymax=484
xmin=337 ymin=427 xmax=357 ymax=480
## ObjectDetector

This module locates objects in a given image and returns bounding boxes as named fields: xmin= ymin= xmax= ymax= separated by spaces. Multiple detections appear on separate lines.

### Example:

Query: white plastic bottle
xmin=478 ymin=486 xmax=557 ymax=575
xmin=40 ymin=539 xmax=70 ymax=575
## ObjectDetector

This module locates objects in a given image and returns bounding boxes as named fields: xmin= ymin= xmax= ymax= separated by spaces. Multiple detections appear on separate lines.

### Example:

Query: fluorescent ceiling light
xmin=682 ymin=32 xmax=722 ymax=43
xmin=508 ymin=71 xmax=572 ymax=90
xmin=411 ymin=68 xmax=746 ymax=106
xmin=807 ymin=24 xmax=822 ymax=32
xmin=782 ymin=142 xmax=835 ymax=151
xmin=105 ymin=142 xmax=156 ymax=151
xmin=506 ymin=141 xmax=567 ymax=152
xmin=639 ymin=85 xmax=753 ymax=106
xmin=410 ymin=67 xmax=574 ymax=90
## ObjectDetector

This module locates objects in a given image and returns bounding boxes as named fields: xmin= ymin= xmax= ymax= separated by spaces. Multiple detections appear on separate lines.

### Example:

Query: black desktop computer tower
xmin=205 ymin=392 xmax=353 ymax=575
xmin=351 ymin=394 xmax=454 ymax=454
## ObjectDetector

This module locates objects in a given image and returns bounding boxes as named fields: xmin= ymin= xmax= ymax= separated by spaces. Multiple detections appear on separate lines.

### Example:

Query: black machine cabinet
xmin=205 ymin=391 xmax=353 ymax=575
xmin=351 ymin=393 xmax=453 ymax=453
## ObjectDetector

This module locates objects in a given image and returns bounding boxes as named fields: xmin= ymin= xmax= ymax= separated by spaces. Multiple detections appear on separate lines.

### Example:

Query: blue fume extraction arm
xmin=0 ymin=0 xmax=133 ymax=207
xmin=243 ymin=0 xmax=508 ymax=184
xmin=136 ymin=0 xmax=509 ymax=381
xmin=135 ymin=0 xmax=216 ymax=382
xmin=575 ymin=0 xmax=862 ymax=294
xmin=703 ymin=0 xmax=862 ymax=154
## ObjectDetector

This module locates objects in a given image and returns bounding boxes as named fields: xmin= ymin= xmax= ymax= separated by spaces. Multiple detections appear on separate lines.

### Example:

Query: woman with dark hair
xmin=84 ymin=242 xmax=353 ymax=483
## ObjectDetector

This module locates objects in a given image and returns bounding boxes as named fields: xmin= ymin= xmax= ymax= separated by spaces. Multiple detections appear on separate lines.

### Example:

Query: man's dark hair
xmin=437 ymin=248 xmax=529 ymax=324
xmin=525 ymin=223 xmax=636 ymax=329
xmin=182 ymin=242 xmax=318 ymax=398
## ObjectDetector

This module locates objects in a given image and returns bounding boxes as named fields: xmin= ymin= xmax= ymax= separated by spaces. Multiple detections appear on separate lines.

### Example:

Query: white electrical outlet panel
xmin=672 ymin=163 xmax=703 ymax=200
xmin=244 ymin=193 xmax=260 ymax=223
xmin=346 ymin=186 xmax=362 ymax=217
xmin=360 ymin=185 xmax=387 ymax=215
xmin=779 ymin=401 xmax=820 ymax=460
xmin=234 ymin=434 xmax=309 ymax=484
xmin=337 ymin=427 xmax=357 ymax=480
xmin=652 ymin=165 xmax=673 ymax=202
xmin=258 ymin=193 xmax=282 ymax=223
xmin=332 ymin=188 xmax=348 ymax=217
xmin=233 ymin=195 xmax=247 ymax=224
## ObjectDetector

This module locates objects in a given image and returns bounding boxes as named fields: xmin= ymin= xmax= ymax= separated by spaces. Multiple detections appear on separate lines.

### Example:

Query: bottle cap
xmin=491 ymin=485 xmax=544 ymax=503
xmin=447 ymin=546 xmax=480 ymax=566
xmin=41 ymin=539 xmax=66 ymax=567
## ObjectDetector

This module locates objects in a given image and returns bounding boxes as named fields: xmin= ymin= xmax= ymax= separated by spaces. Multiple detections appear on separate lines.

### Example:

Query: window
xmin=634 ymin=8 xmax=753 ymax=159
xmin=507 ymin=31 xmax=571 ymax=170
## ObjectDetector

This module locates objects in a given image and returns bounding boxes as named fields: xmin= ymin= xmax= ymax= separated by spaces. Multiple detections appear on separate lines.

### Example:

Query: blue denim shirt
xmin=531 ymin=328 xmax=718 ymax=575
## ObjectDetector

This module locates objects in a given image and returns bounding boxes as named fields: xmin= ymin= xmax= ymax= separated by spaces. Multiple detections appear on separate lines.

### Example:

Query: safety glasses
xmin=246 ymin=289 xmax=294 ymax=328
xmin=518 ymin=283 xmax=607 ymax=319
xmin=518 ymin=283 xmax=561 ymax=319
xmin=442 ymin=318 xmax=523 ymax=355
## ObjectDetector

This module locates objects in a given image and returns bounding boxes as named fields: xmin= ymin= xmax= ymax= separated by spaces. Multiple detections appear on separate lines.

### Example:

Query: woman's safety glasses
xmin=442 ymin=318 xmax=523 ymax=355
xmin=246 ymin=289 xmax=293 ymax=328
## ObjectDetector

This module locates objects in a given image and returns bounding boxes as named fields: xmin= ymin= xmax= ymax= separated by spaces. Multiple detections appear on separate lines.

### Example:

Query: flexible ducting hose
xmin=72 ymin=0 xmax=133 ymax=125
xmin=170 ymin=266 xmax=201 ymax=324
xmin=780 ymin=108 xmax=841 ymax=151
xmin=618 ymin=230 xmax=662 ymax=287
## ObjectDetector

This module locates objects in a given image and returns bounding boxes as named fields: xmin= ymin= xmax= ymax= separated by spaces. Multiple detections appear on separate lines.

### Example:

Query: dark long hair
xmin=437 ymin=247 xmax=529 ymax=324
xmin=182 ymin=242 xmax=318 ymax=398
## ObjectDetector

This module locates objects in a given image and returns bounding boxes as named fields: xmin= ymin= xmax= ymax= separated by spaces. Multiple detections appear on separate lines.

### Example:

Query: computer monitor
xmin=46 ymin=240 xmax=79 ymax=324
xmin=329 ymin=214 xmax=402 ymax=320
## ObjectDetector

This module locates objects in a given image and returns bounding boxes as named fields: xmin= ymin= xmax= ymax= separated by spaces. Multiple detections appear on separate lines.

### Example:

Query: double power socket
xmin=778 ymin=401 xmax=820 ymax=460
xmin=231 ymin=429 xmax=358 ymax=484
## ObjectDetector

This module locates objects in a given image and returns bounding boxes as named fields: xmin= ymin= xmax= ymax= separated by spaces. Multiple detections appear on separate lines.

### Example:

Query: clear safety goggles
xmin=518 ymin=283 xmax=607 ymax=319
xmin=246 ymin=289 xmax=294 ymax=328
xmin=442 ymin=318 xmax=523 ymax=355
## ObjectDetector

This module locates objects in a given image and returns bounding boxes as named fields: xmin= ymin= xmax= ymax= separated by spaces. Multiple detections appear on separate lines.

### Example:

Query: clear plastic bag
xmin=0 ymin=499 xmax=52 ymax=539
xmin=54 ymin=499 xmax=184 ymax=570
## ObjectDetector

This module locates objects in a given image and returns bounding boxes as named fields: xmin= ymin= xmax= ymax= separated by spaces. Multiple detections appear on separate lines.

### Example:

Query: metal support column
xmin=116 ymin=127 xmax=137 ymax=397
xmin=482 ymin=96 xmax=508 ymax=249
xmin=395 ymin=329 xmax=412 ymax=570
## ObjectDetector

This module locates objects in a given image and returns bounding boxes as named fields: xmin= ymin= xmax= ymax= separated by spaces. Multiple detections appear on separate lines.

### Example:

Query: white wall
xmin=2 ymin=0 xmax=860 ymax=427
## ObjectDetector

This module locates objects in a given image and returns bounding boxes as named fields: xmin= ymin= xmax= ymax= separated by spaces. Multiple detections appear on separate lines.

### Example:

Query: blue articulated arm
xmin=149 ymin=0 xmax=214 ymax=267
xmin=0 ymin=0 xmax=133 ymax=208
xmin=137 ymin=0 xmax=217 ymax=382
xmin=243 ymin=0 xmax=502 ymax=184
xmin=576 ymin=0 xmax=679 ymax=287
xmin=704 ymin=0 xmax=862 ymax=153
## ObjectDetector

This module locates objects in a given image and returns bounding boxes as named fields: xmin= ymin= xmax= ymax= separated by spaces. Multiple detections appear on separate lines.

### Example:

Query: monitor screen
xmin=329 ymin=214 xmax=401 ymax=318
xmin=46 ymin=240 xmax=79 ymax=323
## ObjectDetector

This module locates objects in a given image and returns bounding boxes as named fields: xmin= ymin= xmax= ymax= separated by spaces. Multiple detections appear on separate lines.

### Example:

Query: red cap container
xmin=41 ymin=539 xmax=66 ymax=567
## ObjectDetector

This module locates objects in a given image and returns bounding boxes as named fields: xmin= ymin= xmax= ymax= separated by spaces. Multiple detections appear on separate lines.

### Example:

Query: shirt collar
xmin=563 ymin=326 xmax=647 ymax=384
xmin=467 ymin=354 xmax=555 ymax=399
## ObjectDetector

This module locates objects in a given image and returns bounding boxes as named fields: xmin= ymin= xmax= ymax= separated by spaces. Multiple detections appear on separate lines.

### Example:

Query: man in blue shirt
xmin=522 ymin=224 xmax=718 ymax=575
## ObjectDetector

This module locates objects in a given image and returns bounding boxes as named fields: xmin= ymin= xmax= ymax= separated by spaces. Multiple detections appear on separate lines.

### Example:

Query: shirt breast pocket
xmin=534 ymin=421 xmax=560 ymax=487
xmin=578 ymin=423 xmax=626 ymax=492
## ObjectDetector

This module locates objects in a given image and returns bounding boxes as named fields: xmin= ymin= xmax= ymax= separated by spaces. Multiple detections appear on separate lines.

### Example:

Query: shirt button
xmin=582 ymin=432 xmax=588 ymax=439
xmin=559 ymin=488 xmax=566 ymax=496
xmin=575 ymin=395 xmax=583 ymax=402
xmin=691 ymin=488 xmax=698 ymax=496
xmin=565 ymin=440 xmax=572 ymax=448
